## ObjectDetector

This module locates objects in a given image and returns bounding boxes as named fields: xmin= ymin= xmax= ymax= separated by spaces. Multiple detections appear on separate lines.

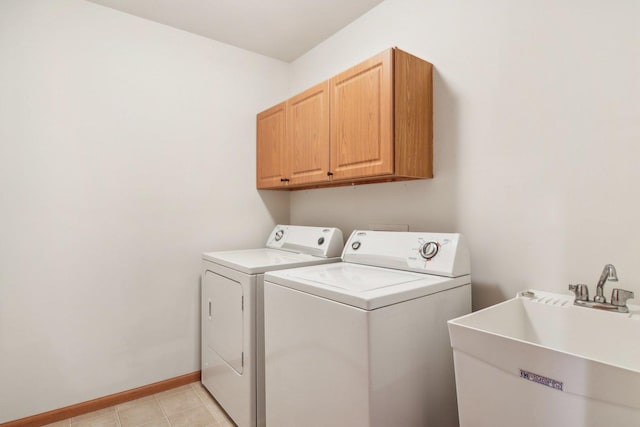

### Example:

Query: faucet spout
xmin=594 ymin=264 xmax=618 ymax=303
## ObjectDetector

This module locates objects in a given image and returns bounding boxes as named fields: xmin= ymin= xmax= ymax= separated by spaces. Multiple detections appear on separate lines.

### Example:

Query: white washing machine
xmin=263 ymin=230 xmax=471 ymax=427
xmin=201 ymin=225 xmax=344 ymax=427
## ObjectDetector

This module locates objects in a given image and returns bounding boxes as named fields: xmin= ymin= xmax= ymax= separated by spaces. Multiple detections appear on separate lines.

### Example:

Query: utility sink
xmin=448 ymin=290 xmax=640 ymax=427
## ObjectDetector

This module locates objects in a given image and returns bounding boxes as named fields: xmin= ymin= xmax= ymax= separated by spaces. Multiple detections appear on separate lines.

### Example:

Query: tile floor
xmin=44 ymin=382 xmax=235 ymax=427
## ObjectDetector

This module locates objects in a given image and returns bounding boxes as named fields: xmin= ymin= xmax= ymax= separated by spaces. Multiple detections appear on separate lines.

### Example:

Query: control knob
xmin=274 ymin=230 xmax=284 ymax=241
xmin=419 ymin=241 xmax=439 ymax=260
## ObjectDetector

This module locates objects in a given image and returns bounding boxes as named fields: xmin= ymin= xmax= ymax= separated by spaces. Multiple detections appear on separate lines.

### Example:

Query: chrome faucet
xmin=569 ymin=264 xmax=634 ymax=313
xmin=594 ymin=264 xmax=618 ymax=303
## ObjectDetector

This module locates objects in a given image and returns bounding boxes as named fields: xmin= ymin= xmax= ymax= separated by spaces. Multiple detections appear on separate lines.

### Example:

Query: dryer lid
xmin=203 ymin=248 xmax=339 ymax=275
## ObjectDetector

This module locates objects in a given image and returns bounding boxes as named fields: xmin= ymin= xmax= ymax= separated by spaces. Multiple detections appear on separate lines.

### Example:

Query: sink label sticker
xmin=519 ymin=369 xmax=563 ymax=391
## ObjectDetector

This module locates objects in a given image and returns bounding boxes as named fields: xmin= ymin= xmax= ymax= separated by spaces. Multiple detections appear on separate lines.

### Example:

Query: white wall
xmin=289 ymin=0 xmax=640 ymax=309
xmin=2 ymin=0 xmax=639 ymax=421
xmin=0 ymin=0 xmax=289 ymax=422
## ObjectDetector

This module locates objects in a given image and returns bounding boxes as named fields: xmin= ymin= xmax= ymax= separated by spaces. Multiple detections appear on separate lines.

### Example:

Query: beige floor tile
xmin=192 ymin=384 xmax=213 ymax=402
xmin=156 ymin=389 xmax=202 ymax=417
xmin=189 ymin=383 xmax=234 ymax=425
xmin=213 ymin=417 xmax=235 ymax=427
xmin=190 ymin=382 xmax=208 ymax=394
xmin=42 ymin=382 xmax=232 ymax=427
xmin=192 ymin=387 xmax=215 ymax=410
xmin=118 ymin=399 xmax=166 ymax=427
xmin=70 ymin=418 xmax=118 ymax=427
xmin=203 ymin=402 xmax=234 ymax=426
xmin=155 ymin=384 xmax=192 ymax=398
xmin=116 ymin=395 xmax=156 ymax=411
xmin=71 ymin=407 xmax=118 ymax=426
xmin=43 ymin=421 xmax=70 ymax=427
xmin=167 ymin=405 xmax=218 ymax=427
xmin=192 ymin=384 xmax=225 ymax=413
xmin=136 ymin=419 xmax=170 ymax=427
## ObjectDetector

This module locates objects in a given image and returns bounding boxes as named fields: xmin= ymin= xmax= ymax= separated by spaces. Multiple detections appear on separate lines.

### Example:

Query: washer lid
xmin=265 ymin=263 xmax=470 ymax=310
xmin=202 ymin=248 xmax=339 ymax=275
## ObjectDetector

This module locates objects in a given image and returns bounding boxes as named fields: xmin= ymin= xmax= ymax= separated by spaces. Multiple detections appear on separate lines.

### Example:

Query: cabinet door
xmin=256 ymin=102 xmax=288 ymax=189
xmin=330 ymin=49 xmax=393 ymax=180
xmin=287 ymin=81 xmax=330 ymax=185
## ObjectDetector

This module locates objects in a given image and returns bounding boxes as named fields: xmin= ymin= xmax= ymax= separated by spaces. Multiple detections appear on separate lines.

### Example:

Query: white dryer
xmin=201 ymin=225 xmax=343 ymax=427
xmin=263 ymin=230 xmax=471 ymax=427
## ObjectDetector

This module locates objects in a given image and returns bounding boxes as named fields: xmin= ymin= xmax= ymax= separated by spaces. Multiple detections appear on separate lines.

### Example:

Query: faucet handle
xmin=611 ymin=288 xmax=634 ymax=307
xmin=569 ymin=284 xmax=589 ymax=301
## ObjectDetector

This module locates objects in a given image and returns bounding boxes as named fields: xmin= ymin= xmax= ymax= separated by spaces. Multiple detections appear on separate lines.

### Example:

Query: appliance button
xmin=351 ymin=241 xmax=361 ymax=250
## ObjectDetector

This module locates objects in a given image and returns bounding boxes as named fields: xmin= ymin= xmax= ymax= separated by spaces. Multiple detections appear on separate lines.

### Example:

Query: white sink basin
xmin=448 ymin=290 xmax=640 ymax=427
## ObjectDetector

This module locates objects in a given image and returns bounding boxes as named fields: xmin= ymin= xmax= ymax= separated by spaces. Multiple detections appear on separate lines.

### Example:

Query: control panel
xmin=266 ymin=225 xmax=344 ymax=258
xmin=343 ymin=230 xmax=470 ymax=278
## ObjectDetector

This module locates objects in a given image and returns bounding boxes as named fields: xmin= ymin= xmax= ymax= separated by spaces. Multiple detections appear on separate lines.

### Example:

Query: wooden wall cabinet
xmin=256 ymin=82 xmax=330 ymax=189
xmin=287 ymin=81 xmax=330 ymax=186
xmin=256 ymin=47 xmax=432 ymax=190
xmin=256 ymin=102 xmax=287 ymax=189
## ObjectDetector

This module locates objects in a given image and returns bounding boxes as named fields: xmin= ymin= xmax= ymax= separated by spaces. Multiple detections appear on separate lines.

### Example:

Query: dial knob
xmin=274 ymin=230 xmax=284 ymax=241
xmin=419 ymin=241 xmax=439 ymax=260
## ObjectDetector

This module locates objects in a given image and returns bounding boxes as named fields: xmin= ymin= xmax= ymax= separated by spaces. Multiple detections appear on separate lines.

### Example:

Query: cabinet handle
xmin=280 ymin=178 xmax=290 ymax=183
xmin=327 ymin=172 xmax=333 ymax=177
xmin=208 ymin=299 xmax=212 ymax=319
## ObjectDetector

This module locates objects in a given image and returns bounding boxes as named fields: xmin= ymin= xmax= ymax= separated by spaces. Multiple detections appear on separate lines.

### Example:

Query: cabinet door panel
xmin=330 ymin=49 xmax=393 ymax=180
xmin=287 ymin=81 xmax=330 ymax=185
xmin=256 ymin=102 xmax=287 ymax=189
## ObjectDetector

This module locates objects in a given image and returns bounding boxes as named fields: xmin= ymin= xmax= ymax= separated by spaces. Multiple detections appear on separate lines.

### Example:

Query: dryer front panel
xmin=203 ymin=270 xmax=244 ymax=374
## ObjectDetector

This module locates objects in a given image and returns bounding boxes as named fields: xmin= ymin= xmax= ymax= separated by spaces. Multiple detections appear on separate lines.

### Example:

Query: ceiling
xmin=86 ymin=0 xmax=384 ymax=62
